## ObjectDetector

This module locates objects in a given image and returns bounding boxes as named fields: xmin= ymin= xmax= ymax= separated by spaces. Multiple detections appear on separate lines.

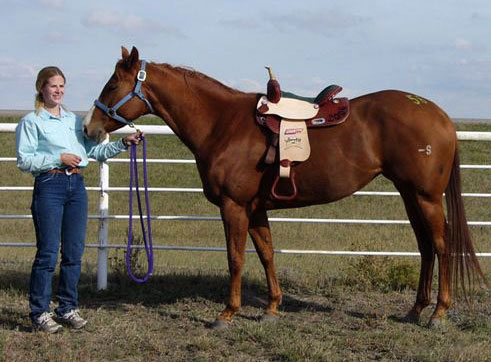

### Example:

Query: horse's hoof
xmin=427 ymin=318 xmax=448 ymax=331
xmin=402 ymin=313 xmax=420 ymax=324
xmin=260 ymin=313 xmax=279 ymax=323
xmin=210 ymin=319 xmax=230 ymax=330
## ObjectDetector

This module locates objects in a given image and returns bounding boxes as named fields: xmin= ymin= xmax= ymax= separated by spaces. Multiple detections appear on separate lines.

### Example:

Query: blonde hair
xmin=34 ymin=66 xmax=66 ymax=113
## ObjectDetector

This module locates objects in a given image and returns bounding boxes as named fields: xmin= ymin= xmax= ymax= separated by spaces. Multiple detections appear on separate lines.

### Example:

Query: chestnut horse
xmin=84 ymin=47 xmax=485 ymax=328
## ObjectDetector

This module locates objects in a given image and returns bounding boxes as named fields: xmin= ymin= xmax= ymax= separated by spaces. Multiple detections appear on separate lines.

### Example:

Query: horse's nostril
xmin=83 ymin=125 xmax=88 ymax=135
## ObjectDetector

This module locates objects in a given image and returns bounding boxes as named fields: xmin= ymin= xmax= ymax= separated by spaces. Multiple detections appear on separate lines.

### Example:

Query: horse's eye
xmin=106 ymin=82 xmax=117 ymax=91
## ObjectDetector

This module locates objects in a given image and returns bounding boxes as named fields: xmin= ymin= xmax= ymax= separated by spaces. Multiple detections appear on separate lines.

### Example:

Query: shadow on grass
xmin=346 ymin=310 xmax=412 ymax=325
xmin=0 ymin=269 xmax=330 ymax=315
xmin=80 ymin=273 xmax=331 ymax=315
xmin=0 ymin=270 xmax=31 ymax=293
xmin=80 ymin=272 xmax=230 ymax=308
xmin=0 ymin=267 xmax=334 ymax=332
xmin=0 ymin=308 xmax=33 ymax=332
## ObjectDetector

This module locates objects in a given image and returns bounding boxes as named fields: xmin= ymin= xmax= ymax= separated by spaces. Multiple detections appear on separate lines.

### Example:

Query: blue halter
xmin=94 ymin=60 xmax=154 ymax=126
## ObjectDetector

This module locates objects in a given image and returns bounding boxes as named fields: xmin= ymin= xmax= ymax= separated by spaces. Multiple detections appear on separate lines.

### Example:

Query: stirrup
xmin=271 ymin=170 xmax=298 ymax=201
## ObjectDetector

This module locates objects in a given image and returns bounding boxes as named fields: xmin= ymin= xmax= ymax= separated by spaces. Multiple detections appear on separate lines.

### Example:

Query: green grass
xmin=0 ymin=116 xmax=490 ymax=361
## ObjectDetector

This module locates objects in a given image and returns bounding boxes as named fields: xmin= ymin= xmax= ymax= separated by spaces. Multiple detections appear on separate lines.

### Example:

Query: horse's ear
xmin=122 ymin=46 xmax=139 ymax=69
xmin=121 ymin=46 xmax=130 ymax=59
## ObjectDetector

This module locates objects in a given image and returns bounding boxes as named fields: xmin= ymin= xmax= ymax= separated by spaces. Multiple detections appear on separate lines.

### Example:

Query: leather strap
xmin=48 ymin=167 xmax=82 ymax=175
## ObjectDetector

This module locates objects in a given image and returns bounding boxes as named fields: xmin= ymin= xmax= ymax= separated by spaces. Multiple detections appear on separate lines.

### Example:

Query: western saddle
xmin=256 ymin=67 xmax=350 ymax=200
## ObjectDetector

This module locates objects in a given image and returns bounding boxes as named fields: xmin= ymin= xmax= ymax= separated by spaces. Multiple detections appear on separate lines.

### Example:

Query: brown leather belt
xmin=48 ymin=167 xmax=82 ymax=175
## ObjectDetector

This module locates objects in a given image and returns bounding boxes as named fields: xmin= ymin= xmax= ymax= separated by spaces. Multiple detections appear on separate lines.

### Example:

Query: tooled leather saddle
xmin=256 ymin=67 xmax=350 ymax=200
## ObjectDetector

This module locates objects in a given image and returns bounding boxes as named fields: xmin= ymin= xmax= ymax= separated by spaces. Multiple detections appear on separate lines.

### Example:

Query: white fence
xmin=1 ymin=123 xmax=490 ymax=290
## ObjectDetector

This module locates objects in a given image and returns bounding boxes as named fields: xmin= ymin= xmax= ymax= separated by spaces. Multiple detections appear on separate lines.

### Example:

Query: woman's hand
xmin=123 ymin=131 xmax=144 ymax=146
xmin=60 ymin=153 xmax=82 ymax=168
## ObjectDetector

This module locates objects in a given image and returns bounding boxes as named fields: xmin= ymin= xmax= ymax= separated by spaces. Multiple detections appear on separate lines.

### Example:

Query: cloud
xmin=455 ymin=37 xmax=472 ymax=51
xmin=44 ymin=31 xmax=74 ymax=44
xmin=218 ymin=18 xmax=262 ymax=29
xmin=456 ymin=58 xmax=491 ymax=82
xmin=218 ymin=8 xmax=367 ymax=38
xmin=0 ymin=57 xmax=37 ymax=80
xmin=224 ymin=78 xmax=262 ymax=92
xmin=38 ymin=0 xmax=63 ymax=7
xmin=83 ymin=10 xmax=186 ymax=39
xmin=268 ymin=8 xmax=367 ymax=36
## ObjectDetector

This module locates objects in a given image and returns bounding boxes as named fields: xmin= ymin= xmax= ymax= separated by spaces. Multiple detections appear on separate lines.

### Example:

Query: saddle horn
xmin=265 ymin=66 xmax=281 ymax=103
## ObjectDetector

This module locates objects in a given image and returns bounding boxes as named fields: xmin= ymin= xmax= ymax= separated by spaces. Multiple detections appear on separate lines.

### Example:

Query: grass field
xmin=0 ymin=115 xmax=490 ymax=361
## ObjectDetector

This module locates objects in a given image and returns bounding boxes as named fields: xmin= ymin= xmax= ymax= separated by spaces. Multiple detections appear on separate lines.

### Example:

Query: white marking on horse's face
xmin=83 ymin=106 xmax=95 ymax=128
xmin=83 ymin=105 xmax=107 ymax=142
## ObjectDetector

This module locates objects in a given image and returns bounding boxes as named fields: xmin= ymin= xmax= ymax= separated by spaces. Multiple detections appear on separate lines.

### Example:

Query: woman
xmin=16 ymin=66 xmax=141 ymax=333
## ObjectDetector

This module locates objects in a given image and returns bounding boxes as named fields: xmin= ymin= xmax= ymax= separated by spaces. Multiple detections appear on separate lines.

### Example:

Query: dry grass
xmin=1 ymin=262 xmax=490 ymax=362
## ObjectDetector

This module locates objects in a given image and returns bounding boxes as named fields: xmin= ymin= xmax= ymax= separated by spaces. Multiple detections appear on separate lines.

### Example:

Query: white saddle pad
xmin=257 ymin=96 xmax=318 ymax=120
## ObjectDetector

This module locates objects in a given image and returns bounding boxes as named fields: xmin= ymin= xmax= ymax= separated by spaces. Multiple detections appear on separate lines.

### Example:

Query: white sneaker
xmin=56 ymin=309 xmax=87 ymax=329
xmin=32 ymin=312 xmax=63 ymax=333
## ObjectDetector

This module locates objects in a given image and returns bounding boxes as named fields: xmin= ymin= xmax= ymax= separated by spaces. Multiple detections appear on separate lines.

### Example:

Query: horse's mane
xmin=153 ymin=62 xmax=244 ymax=95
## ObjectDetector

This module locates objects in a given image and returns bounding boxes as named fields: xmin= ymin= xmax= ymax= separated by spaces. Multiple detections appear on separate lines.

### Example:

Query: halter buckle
xmin=137 ymin=70 xmax=147 ymax=82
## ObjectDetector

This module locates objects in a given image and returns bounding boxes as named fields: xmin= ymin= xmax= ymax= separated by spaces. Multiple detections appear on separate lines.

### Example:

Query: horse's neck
xmin=148 ymin=65 xmax=252 ymax=155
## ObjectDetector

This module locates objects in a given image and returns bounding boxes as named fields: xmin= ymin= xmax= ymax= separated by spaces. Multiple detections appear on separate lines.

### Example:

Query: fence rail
xmin=1 ymin=123 xmax=490 ymax=289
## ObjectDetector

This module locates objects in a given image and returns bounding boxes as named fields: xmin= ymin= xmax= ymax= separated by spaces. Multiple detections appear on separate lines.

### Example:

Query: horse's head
xmin=84 ymin=46 xmax=153 ymax=143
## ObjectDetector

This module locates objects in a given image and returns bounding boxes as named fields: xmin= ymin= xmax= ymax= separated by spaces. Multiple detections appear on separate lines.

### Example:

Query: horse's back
xmin=350 ymin=90 xmax=449 ymax=127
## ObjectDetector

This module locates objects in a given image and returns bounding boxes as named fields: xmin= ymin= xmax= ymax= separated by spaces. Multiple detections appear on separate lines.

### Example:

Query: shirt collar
xmin=40 ymin=106 xmax=68 ymax=120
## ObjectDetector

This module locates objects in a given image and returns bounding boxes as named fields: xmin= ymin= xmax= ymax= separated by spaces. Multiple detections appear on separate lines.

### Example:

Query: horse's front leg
xmin=212 ymin=198 xmax=249 ymax=328
xmin=248 ymin=208 xmax=282 ymax=320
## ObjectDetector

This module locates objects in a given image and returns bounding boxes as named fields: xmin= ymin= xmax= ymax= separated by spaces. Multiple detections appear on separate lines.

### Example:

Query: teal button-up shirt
xmin=16 ymin=108 xmax=127 ymax=176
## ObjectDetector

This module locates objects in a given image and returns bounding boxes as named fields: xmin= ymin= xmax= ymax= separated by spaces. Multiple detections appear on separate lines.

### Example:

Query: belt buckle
xmin=65 ymin=168 xmax=73 ymax=176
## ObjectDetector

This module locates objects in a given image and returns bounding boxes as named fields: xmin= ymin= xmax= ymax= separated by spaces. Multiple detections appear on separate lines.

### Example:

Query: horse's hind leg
xmin=248 ymin=208 xmax=282 ymax=320
xmin=400 ymin=188 xmax=451 ymax=326
xmin=417 ymin=195 xmax=451 ymax=328
xmin=398 ymin=188 xmax=436 ymax=323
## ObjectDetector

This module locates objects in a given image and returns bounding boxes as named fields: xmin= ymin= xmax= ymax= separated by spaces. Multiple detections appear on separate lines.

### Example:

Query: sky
xmin=1 ymin=0 xmax=490 ymax=118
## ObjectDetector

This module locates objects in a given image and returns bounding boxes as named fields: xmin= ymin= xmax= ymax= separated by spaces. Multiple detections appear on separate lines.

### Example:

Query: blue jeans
xmin=29 ymin=172 xmax=88 ymax=321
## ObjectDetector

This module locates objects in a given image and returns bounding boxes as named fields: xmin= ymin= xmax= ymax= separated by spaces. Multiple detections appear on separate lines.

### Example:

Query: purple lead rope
xmin=126 ymin=135 xmax=154 ymax=283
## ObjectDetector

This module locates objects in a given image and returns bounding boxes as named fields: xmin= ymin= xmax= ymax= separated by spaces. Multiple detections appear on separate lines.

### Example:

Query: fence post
xmin=97 ymin=157 xmax=110 ymax=290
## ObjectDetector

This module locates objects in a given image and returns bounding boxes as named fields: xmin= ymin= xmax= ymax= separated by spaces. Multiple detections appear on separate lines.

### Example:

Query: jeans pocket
xmin=37 ymin=172 xmax=57 ymax=183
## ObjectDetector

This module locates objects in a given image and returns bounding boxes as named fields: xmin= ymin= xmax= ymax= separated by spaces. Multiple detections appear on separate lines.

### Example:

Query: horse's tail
xmin=445 ymin=146 xmax=487 ymax=300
